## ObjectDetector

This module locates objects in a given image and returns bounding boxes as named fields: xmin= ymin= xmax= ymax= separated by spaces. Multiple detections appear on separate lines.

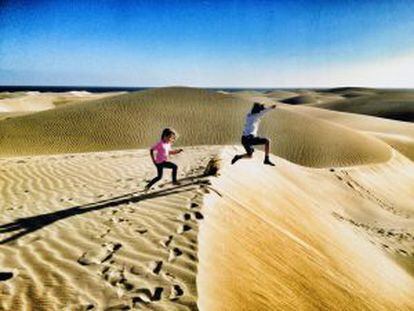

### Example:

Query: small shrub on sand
xmin=204 ymin=156 xmax=221 ymax=176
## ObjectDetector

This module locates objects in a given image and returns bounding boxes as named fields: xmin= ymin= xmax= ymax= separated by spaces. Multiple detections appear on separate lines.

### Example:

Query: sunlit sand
xmin=0 ymin=87 xmax=413 ymax=310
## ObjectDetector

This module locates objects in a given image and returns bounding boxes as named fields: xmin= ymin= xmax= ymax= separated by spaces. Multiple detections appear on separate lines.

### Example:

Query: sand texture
xmin=0 ymin=87 xmax=413 ymax=310
xmin=0 ymin=146 xmax=220 ymax=310
xmin=0 ymin=87 xmax=393 ymax=168
xmin=198 ymin=148 xmax=414 ymax=310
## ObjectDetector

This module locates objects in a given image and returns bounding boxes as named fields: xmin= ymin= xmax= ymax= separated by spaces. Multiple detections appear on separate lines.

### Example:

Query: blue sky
xmin=1 ymin=0 xmax=414 ymax=87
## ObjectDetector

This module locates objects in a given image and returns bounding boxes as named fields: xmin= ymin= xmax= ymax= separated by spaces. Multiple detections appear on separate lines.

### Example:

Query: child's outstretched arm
xmin=169 ymin=148 xmax=184 ymax=155
xmin=259 ymin=104 xmax=277 ymax=116
xmin=264 ymin=104 xmax=277 ymax=112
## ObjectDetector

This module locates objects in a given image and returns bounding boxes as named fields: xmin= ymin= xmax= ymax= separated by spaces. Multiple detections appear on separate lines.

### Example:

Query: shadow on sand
xmin=0 ymin=176 xmax=210 ymax=245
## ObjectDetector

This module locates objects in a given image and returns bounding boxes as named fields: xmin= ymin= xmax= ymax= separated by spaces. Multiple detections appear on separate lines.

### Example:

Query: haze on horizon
xmin=1 ymin=0 xmax=414 ymax=88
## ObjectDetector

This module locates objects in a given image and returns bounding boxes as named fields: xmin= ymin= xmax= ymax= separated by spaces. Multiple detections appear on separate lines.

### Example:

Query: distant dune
xmin=280 ymin=94 xmax=316 ymax=105
xmin=311 ymin=89 xmax=414 ymax=122
xmin=282 ymin=103 xmax=414 ymax=161
xmin=0 ymin=87 xmax=392 ymax=167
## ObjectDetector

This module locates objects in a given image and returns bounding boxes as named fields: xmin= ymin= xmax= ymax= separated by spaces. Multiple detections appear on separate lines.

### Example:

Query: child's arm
xmin=169 ymin=148 xmax=184 ymax=155
xmin=149 ymin=148 xmax=157 ymax=165
xmin=264 ymin=104 xmax=276 ymax=112
xmin=260 ymin=104 xmax=276 ymax=116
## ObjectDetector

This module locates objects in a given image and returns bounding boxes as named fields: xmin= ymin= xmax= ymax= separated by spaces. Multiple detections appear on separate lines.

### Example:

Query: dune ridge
xmin=281 ymin=103 xmax=414 ymax=161
xmin=0 ymin=87 xmax=413 ymax=310
xmin=0 ymin=87 xmax=392 ymax=168
xmin=311 ymin=89 xmax=414 ymax=122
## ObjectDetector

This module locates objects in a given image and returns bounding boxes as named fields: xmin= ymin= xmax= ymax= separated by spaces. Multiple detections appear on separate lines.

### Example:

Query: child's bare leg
xmin=231 ymin=153 xmax=252 ymax=164
xmin=264 ymin=139 xmax=270 ymax=156
xmin=263 ymin=138 xmax=275 ymax=166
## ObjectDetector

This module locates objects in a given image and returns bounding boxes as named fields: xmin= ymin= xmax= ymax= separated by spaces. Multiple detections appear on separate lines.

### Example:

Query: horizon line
xmin=1 ymin=84 xmax=412 ymax=90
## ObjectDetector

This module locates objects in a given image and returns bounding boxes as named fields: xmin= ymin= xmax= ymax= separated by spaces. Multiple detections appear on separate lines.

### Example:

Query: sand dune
xmin=280 ymin=94 xmax=317 ymax=104
xmin=0 ymin=91 xmax=122 ymax=114
xmin=0 ymin=87 xmax=392 ymax=168
xmin=198 ymin=148 xmax=414 ymax=310
xmin=311 ymin=89 xmax=414 ymax=122
xmin=281 ymin=103 xmax=414 ymax=161
xmin=0 ymin=146 xmax=220 ymax=310
xmin=263 ymin=90 xmax=298 ymax=100
xmin=0 ymin=87 xmax=413 ymax=310
xmin=322 ymin=87 xmax=378 ymax=98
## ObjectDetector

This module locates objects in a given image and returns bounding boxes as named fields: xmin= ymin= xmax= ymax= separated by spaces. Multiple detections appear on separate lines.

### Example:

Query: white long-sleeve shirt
xmin=242 ymin=107 xmax=272 ymax=136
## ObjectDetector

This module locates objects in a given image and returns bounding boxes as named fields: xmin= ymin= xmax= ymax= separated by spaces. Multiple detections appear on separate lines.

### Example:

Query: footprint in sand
xmin=177 ymin=224 xmax=192 ymax=234
xmin=193 ymin=211 xmax=204 ymax=220
xmin=77 ymin=242 xmax=122 ymax=265
xmin=101 ymin=265 xmax=134 ymax=291
xmin=168 ymin=248 xmax=183 ymax=262
xmin=132 ymin=287 xmax=164 ymax=305
xmin=160 ymin=235 xmax=173 ymax=248
xmin=0 ymin=272 xmax=13 ymax=281
xmin=150 ymin=260 xmax=163 ymax=275
xmin=181 ymin=213 xmax=191 ymax=221
xmin=135 ymin=226 xmax=148 ymax=235
xmin=169 ymin=284 xmax=184 ymax=301
xmin=78 ymin=304 xmax=95 ymax=311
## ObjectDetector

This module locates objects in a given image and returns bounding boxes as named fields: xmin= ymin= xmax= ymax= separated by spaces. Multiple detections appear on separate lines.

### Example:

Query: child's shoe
xmin=231 ymin=155 xmax=242 ymax=165
xmin=264 ymin=156 xmax=275 ymax=166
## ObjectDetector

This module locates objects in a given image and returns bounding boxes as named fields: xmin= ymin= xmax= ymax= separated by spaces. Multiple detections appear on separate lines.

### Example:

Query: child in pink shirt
xmin=145 ymin=128 xmax=183 ymax=191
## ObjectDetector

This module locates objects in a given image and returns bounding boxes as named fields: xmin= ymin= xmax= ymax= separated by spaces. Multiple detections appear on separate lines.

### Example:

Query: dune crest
xmin=0 ymin=87 xmax=392 ymax=168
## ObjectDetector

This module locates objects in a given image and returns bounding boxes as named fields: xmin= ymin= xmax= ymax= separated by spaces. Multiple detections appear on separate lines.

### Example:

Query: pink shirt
xmin=151 ymin=140 xmax=171 ymax=164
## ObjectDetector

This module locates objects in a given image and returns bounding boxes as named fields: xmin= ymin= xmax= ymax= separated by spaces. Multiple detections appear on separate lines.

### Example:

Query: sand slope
xmin=0 ymin=87 xmax=391 ymax=168
xmin=0 ymin=87 xmax=413 ymax=310
xmin=198 ymin=148 xmax=414 ymax=310
xmin=0 ymin=91 xmax=121 ymax=113
xmin=282 ymin=103 xmax=414 ymax=161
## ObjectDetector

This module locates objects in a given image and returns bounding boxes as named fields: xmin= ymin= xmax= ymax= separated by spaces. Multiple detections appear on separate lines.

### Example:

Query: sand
xmin=0 ymin=91 xmax=123 ymax=122
xmin=198 ymin=148 xmax=414 ymax=310
xmin=0 ymin=87 xmax=392 ymax=167
xmin=311 ymin=88 xmax=414 ymax=122
xmin=0 ymin=87 xmax=413 ymax=310
xmin=0 ymin=146 xmax=221 ymax=310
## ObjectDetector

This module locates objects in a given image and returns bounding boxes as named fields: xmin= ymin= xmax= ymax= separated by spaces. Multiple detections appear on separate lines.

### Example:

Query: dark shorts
xmin=241 ymin=135 xmax=268 ymax=155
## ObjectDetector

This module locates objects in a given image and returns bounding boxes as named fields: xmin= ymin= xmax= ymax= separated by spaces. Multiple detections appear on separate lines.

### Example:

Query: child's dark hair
xmin=251 ymin=102 xmax=265 ymax=114
xmin=161 ymin=128 xmax=177 ymax=139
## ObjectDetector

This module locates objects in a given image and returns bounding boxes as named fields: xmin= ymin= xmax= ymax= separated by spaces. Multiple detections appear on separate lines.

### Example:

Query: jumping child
xmin=145 ymin=128 xmax=183 ymax=191
xmin=231 ymin=102 xmax=276 ymax=166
